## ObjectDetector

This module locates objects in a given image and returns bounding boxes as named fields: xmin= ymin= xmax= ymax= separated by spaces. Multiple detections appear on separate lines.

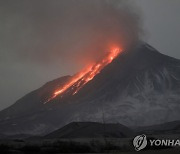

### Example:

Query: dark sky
xmin=0 ymin=0 xmax=180 ymax=110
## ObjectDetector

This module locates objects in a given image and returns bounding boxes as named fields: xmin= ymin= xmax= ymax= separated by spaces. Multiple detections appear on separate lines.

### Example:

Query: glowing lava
xmin=45 ymin=47 xmax=122 ymax=103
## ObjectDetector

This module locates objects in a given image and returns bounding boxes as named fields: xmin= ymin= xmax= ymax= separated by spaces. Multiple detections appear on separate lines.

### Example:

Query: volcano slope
xmin=0 ymin=42 xmax=179 ymax=135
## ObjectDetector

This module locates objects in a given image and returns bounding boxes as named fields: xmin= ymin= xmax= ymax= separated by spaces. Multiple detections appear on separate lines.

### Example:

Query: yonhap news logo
xmin=133 ymin=134 xmax=147 ymax=151
xmin=133 ymin=134 xmax=180 ymax=151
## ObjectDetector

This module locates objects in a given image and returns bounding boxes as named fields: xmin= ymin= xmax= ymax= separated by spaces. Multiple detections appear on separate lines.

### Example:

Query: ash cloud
xmin=0 ymin=0 xmax=142 ymax=66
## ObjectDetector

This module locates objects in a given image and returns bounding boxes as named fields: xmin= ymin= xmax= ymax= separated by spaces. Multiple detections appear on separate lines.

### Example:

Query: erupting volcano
xmin=0 ymin=43 xmax=180 ymax=135
xmin=45 ymin=47 xmax=122 ymax=103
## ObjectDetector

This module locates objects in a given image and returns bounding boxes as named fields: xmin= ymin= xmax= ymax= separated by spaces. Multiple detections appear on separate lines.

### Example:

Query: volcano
xmin=0 ymin=42 xmax=179 ymax=135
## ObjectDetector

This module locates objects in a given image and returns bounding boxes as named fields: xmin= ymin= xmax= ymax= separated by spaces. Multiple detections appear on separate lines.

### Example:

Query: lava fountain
xmin=45 ymin=47 xmax=122 ymax=103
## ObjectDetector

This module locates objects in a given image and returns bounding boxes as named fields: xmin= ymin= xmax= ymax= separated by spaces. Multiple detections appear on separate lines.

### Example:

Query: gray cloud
xmin=0 ymin=0 xmax=142 ymax=65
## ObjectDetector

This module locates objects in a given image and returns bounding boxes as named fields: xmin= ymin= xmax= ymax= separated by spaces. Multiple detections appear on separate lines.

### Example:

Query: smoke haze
xmin=0 ymin=0 xmax=142 ymax=65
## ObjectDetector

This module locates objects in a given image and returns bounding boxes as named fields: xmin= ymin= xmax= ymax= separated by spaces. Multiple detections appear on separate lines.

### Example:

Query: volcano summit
xmin=0 ymin=42 xmax=179 ymax=135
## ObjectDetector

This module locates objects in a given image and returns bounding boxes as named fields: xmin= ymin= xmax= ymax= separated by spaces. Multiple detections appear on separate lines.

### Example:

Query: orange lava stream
xmin=44 ymin=47 xmax=122 ymax=103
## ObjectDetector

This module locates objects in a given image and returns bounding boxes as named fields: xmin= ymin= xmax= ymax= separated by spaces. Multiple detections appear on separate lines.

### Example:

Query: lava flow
xmin=44 ymin=47 xmax=122 ymax=103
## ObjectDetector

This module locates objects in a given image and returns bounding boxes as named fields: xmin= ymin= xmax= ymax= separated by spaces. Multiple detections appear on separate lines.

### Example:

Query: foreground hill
xmin=45 ymin=122 xmax=134 ymax=139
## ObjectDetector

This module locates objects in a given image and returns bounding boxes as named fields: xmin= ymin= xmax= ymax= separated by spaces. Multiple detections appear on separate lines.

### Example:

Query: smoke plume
xmin=0 ymin=0 xmax=142 ymax=68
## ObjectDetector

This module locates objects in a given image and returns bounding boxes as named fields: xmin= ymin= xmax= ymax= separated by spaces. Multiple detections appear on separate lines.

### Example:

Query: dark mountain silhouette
xmin=45 ymin=122 xmax=134 ymax=139
xmin=0 ymin=42 xmax=179 ymax=135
